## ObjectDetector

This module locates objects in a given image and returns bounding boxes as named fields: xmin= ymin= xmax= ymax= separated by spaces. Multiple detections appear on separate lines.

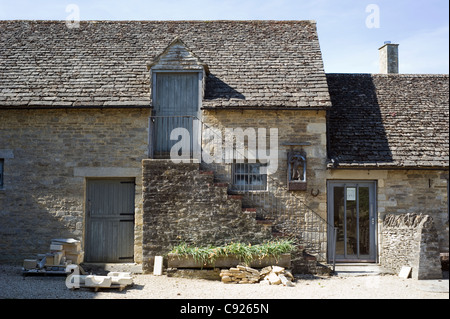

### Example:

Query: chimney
xmin=378 ymin=42 xmax=399 ymax=74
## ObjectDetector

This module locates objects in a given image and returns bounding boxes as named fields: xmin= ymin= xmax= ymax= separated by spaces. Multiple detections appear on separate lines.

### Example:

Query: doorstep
xmin=333 ymin=263 xmax=393 ymax=277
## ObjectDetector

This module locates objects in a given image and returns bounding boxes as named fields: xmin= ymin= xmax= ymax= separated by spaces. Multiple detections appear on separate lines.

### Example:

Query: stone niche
xmin=380 ymin=213 xmax=443 ymax=280
xmin=287 ymin=150 xmax=307 ymax=191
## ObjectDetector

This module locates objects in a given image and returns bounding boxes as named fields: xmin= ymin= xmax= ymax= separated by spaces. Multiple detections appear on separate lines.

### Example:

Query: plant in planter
xmin=168 ymin=239 xmax=296 ymax=268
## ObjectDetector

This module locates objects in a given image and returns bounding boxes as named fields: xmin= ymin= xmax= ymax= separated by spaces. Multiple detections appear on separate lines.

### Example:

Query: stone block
xmin=267 ymin=272 xmax=281 ymax=285
xmin=85 ymin=275 xmax=112 ymax=288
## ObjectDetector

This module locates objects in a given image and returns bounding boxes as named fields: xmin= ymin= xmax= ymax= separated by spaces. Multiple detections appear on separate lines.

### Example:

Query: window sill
xmin=229 ymin=189 xmax=269 ymax=194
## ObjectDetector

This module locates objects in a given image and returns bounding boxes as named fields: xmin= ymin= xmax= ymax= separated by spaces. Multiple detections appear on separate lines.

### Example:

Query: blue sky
xmin=1 ymin=0 xmax=448 ymax=73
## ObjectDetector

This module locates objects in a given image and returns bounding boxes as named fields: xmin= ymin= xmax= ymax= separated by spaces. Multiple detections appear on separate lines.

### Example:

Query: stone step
xmin=256 ymin=219 xmax=275 ymax=226
xmin=214 ymin=182 xmax=229 ymax=188
xmin=332 ymin=263 xmax=391 ymax=277
xmin=198 ymin=170 xmax=214 ymax=175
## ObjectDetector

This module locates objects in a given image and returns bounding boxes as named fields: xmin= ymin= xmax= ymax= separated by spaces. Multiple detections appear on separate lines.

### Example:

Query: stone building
xmin=0 ymin=21 xmax=448 ymax=276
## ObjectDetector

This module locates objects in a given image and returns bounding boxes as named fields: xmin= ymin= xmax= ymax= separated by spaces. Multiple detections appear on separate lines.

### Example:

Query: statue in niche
xmin=287 ymin=151 xmax=307 ymax=190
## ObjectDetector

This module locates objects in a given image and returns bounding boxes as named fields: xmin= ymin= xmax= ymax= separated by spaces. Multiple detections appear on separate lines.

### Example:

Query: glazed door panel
xmin=328 ymin=181 xmax=377 ymax=262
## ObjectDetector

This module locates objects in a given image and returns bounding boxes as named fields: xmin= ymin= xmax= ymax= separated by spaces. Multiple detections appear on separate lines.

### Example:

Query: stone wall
xmin=0 ymin=108 xmax=150 ymax=263
xmin=380 ymin=213 xmax=442 ymax=279
xmin=202 ymin=109 xmax=328 ymax=209
xmin=141 ymin=159 xmax=274 ymax=272
xmin=202 ymin=109 xmax=329 ymax=259
xmin=381 ymin=170 xmax=449 ymax=253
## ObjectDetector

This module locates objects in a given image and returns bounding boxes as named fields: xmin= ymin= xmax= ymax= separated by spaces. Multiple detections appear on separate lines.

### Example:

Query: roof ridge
xmin=326 ymin=73 xmax=449 ymax=77
xmin=0 ymin=19 xmax=317 ymax=24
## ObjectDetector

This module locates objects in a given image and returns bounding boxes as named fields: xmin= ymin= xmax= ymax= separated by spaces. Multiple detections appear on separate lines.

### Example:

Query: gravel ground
xmin=0 ymin=264 xmax=448 ymax=300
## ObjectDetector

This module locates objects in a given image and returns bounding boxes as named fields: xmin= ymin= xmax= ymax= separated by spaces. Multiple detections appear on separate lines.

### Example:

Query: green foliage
xmin=169 ymin=239 xmax=296 ymax=266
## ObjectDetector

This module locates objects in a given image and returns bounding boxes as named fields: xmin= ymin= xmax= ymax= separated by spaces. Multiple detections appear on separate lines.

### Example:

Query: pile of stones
xmin=219 ymin=265 xmax=294 ymax=286
xmin=220 ymin=265 xmax=260 ymax=284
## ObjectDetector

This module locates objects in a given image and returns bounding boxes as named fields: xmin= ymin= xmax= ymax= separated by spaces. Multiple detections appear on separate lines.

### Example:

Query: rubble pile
xmin=220 ymin=265 xmax=261 ymax=284
xmin=220 ymin=265 xmax=295 ymax=286
xmin=260 ymin=266 xmax=294 ymax=286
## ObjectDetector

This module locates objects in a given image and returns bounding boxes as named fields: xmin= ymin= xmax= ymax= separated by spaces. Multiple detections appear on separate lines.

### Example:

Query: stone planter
xmin=167 ymin=253 xmax=291 ymax=269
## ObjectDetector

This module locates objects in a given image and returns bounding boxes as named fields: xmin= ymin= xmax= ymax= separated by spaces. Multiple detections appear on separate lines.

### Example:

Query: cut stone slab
xmin=272 ymin=266 xmax=285 ymax=274
xmin=85 ymin=275 xmax=112 ymax=288
xmin=267 ymin=272 xmax=282 ymax=285
xmin=399 ymin=266 xmax=412 ymax=279
xmin=279 ymin=274 xmax=294 ymax=287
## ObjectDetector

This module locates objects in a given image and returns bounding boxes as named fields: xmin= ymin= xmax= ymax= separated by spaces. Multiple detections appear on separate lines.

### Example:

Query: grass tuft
xmin=169 ymin=239 xmax=296 ymax=266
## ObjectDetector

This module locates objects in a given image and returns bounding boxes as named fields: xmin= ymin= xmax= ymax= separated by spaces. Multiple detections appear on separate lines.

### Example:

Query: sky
xmin=0 ymin=0 xmax=448 ymax=74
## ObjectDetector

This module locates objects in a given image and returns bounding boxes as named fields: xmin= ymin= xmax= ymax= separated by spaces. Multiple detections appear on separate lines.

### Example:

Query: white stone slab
xmin=398 ymin=266 xmax=412 ymax=279
xmin=154 ymin=256 xmax=163 ymax=276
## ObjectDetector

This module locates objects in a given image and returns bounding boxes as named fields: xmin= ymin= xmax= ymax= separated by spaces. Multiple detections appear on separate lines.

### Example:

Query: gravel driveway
xmin=0 ymin=264 xmax=448 ymax=300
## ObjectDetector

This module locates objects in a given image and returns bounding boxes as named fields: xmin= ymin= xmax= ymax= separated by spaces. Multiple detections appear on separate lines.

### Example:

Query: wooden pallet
xmin=72 ymin=283 xmax=130 ymax=292
xmin=22 ymin=267 xmax=67 ymax=276
xmin=23 ymin=264 xmax=86 ymax=276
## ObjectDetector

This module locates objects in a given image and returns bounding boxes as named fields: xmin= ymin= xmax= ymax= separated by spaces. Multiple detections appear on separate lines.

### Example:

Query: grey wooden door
xmin=85 ymin=179 xmax=135 ymax=263
xmin=152 ymin=72 xmax=201 ymax=155
xmin=327 ymin=181 xmax=377 ymax=262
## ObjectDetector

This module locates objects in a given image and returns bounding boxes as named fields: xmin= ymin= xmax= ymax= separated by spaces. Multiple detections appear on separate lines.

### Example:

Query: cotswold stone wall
xmin=380 ymin=171 xmax=449 ymax=253
xmin=202 ymin=109 xmax=328 ymax=213
xmin=142 ymin=160 xmax=273 ymax=272
xmin=0 ymin=108 xmax=149 ymax=263
xmin=202 ymin=109 xmax=329 ymax=259
xmin=381 ymin=213 xmax=442 ymax=279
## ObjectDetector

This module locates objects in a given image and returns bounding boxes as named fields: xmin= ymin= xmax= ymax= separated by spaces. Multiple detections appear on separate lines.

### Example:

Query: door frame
xmin=327 ymin=180 xmax=378 ymax=263
xmin=84 ymin=177 xmax=136 ymax=263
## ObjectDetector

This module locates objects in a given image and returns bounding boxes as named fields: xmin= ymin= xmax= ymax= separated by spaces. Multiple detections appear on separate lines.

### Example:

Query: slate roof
xmin=327 ymin=73 xmax=449 ymax=169
xmin=0 ymin=20 xmax=331 ymax=109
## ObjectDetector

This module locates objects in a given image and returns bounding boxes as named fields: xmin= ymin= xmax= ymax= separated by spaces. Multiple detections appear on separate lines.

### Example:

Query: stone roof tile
xmin=327 ymin=73 xmax=449 ymax=169
xmin=0 ymin=20 xmax=331 ymax=109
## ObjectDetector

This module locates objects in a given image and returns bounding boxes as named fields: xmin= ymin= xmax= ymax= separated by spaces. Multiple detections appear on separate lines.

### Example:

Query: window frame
xmin=231 ymin=162 xmax=268 ymax=192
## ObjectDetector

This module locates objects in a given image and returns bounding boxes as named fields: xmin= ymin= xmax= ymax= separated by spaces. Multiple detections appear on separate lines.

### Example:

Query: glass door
xmin=328 ymin=181 xmax=377 ymax=262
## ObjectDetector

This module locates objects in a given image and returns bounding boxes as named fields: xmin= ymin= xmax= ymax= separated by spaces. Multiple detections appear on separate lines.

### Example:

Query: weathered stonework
xmin=142 ymin=160 xmax=273 ymax=272
xmin=0 ymin=108 xmax=149 ymax=263
xmin=381 ymin=213 xmax=442 ymax=279
xmin=202 ymin=109 xmax=329 ymax=259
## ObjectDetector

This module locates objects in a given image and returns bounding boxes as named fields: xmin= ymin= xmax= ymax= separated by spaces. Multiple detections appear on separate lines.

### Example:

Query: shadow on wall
xmin=0 ymin=191 xmax=81 ymax=263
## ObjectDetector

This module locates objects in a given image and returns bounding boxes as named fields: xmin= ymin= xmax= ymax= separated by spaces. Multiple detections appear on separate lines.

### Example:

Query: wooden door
xmin=85 ymin=179 xmax=135 ymax=263
xmin=152 ymin=72 xmax=201 ymax=155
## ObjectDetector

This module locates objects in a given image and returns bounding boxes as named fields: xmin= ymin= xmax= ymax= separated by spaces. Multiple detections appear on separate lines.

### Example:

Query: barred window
xmin=232 ymin=162 xmax=267 ymax=191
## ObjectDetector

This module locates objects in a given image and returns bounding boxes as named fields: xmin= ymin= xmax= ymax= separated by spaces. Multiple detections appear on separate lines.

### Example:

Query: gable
xmin=148 ymin=38 xmax=208 ymax=73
